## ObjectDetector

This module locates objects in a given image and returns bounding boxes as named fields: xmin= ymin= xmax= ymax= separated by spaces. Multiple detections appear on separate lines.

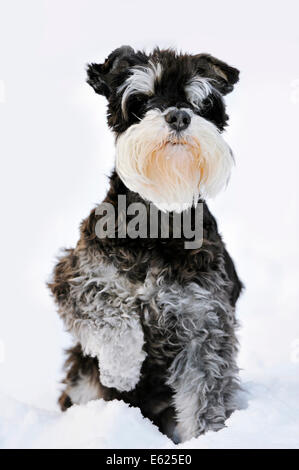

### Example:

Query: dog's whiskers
xmin=132 ymin=112 xmax=142 ymax=121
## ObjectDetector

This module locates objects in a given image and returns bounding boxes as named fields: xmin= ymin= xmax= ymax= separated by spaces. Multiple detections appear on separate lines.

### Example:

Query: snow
xmin=1 ymin=369 xmax=298 ymax=449
xmin=0 ymin=0 xmax=298 ymax=449
xmin=0 ymin=395 xmax=171 ymax=449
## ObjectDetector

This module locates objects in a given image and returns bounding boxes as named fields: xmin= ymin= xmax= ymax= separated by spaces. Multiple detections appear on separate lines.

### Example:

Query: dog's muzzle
xmin=115 ymin=108 xmax=234 ymax=212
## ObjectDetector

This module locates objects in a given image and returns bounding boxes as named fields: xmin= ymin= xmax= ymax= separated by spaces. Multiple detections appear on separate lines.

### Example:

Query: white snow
xmin=0 ymin=0 xmax=298 ymax=449
xmin=1 ymin=368 xmax=298 ymax=448
xmin=0 ymin=394 xmax=171 ymax=449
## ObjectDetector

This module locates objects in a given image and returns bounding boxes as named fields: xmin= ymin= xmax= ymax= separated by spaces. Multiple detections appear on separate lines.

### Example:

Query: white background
xmin=0 ymin=0 xmax=298 ymax=448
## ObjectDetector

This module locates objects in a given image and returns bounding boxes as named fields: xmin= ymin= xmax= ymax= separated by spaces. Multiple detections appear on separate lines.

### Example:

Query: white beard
xmin=115 ymin=108 xmax=234 ymax=212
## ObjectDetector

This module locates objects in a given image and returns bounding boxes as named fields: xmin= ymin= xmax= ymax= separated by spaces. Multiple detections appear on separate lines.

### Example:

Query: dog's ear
xmin=194 ymin=54 xmax=239 ymax=95
xmin=87 ymin=45 xmax=135 ymax=98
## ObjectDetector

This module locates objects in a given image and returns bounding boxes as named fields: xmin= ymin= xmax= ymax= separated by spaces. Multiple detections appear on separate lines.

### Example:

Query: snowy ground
xmin=1 ymin=369 xmax=299 ymax=449
xmin=0 ymin=0 xmax=298 ymax=449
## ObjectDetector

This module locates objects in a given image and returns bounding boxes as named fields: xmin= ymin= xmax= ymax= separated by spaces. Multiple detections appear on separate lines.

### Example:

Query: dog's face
xmin=87 ymin=46 xmax=239 ymax=212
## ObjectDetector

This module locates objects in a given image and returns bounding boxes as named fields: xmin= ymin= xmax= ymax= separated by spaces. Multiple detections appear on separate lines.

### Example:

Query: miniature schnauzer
xmin=48 ymin=46 xmax=243 ymax=443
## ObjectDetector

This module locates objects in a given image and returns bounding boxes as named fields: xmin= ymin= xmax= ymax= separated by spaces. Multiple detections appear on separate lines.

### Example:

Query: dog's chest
xmin=74 ymin=254 xmax=232 ymax=348
xmin=138 ymin=268 xmax=230 ymax=340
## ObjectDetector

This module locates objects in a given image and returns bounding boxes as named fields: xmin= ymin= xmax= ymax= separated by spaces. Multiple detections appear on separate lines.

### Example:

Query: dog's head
xmin=87 ymin=46 xmax=239 ymax=212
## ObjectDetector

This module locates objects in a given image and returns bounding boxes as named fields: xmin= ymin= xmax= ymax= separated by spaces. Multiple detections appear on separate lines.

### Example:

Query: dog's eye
xmin=125 ymin=94 xmax=148 ymax=121
xmin=187 ymin=95 xmax=212 ymax=113
xmin=195 ymin=95 xmax=228 ymax=130
xmin=200 ymin=96 xmax=214 ymax=111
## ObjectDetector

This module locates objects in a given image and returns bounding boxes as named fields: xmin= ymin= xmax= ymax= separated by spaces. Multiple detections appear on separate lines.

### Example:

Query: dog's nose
xmin=164 ymin=109 xmax=191 ymax=131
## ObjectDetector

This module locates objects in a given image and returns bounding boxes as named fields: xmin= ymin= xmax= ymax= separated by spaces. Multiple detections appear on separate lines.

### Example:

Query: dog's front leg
xmin=167 ymin=305 xmax=239 ymax=442
xmin=64 ymin=311 xmax=146 ymax=393
xmin=51 ymin=250 xmax=147 ymax=393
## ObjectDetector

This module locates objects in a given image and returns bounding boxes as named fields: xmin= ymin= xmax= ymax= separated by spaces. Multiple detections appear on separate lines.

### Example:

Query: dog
xmin=48 ymin=46 xmax=243 ymax=443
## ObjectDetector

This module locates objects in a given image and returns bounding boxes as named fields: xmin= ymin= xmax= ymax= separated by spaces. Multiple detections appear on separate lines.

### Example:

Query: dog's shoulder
xmin=47 ymin=247 xmax=80 ymax=306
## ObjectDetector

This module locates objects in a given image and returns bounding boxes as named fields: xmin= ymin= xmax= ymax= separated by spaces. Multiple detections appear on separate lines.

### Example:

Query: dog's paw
xmin=99 ymin=366 xmax=142 ymax=392
xmin=80 ymin=321 xmax=146 ymax=392
xmin=98 ymin=343 xmax=146 ymax=392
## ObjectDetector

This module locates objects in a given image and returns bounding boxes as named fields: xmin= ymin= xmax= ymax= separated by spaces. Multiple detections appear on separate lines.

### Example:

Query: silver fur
xmin=55 ymin=248 xmax=239 ymax=441
xmin=60 ymin=253 xmax=146 ymax=392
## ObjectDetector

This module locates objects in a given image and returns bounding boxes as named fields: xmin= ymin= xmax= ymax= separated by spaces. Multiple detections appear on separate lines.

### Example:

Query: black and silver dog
xmin=49 ymin=46 xmax=243 ymax=443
